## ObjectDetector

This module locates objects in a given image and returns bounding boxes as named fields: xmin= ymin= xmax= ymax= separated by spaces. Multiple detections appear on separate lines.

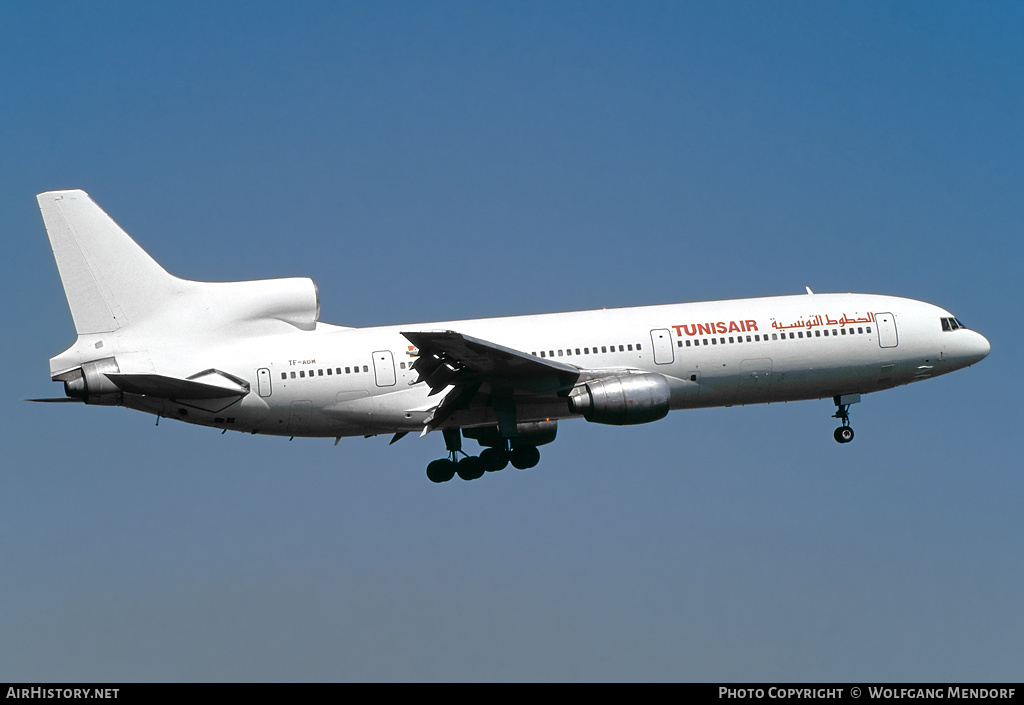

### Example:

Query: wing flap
xmin=402 ymin=330 xmax=579 ymax=395
xmin=402 ymin=330 xmax=581 ymax=432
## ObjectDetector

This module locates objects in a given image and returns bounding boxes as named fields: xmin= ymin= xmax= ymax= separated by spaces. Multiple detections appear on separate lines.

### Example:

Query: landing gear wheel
xmin=426 ymin=458 xmax=457 ymax=483
xmin=509 ymin=445 xmax=541 ymax=470
xmin=456 ymin=455 xmax=486 ymax=481
xmin=479 ymin=447 xmax=509 ymax=472
xmin=834 ymin=426 xmax=854 ymax=444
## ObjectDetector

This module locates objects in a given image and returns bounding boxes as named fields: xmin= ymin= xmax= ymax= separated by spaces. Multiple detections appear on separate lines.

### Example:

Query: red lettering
xmin=672 ymin=317 xmax=759 ymax=336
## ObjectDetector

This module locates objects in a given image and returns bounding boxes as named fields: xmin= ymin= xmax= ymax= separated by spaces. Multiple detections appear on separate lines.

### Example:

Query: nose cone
xmin=968 ymin=331 xmax=991 ymax=364
xmin=951 ymin=330 xmax=990 ymax=367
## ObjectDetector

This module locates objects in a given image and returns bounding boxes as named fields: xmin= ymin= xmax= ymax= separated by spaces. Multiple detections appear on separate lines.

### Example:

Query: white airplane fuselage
xmin=50 ymin=292 xmax=988 ymax=437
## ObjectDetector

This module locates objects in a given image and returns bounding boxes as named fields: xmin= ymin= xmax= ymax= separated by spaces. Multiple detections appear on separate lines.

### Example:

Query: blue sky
xmin=2 ymin=1 xmax=1021 ymax=681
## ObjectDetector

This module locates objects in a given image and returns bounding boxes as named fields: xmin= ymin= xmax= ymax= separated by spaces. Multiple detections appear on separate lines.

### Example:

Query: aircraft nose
xmin=970 ymin=331 xmax=991 ymax=363
xmin=955 ymin=330 xmax=990 ymax=365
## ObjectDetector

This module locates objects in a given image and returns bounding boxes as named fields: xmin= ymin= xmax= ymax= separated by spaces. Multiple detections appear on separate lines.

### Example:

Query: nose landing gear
xmin=832 ymin=394 xmax=860 ymax=444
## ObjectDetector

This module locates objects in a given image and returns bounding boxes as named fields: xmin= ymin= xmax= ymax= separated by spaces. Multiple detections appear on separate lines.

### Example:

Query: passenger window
xmin=281 ymin=373 xmax=287 ymax=380
xmin=290 ymin=371 xmax=296 ymax=379
xmin=300 ymin=371 xmax=305 ymax=378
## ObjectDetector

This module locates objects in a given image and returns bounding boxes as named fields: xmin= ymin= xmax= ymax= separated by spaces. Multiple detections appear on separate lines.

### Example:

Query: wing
xmin=401 ymin=330 xmax=581 ymax=433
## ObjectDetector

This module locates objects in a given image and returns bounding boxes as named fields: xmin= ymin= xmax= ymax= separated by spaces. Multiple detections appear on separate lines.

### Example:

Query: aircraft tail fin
xmin=37 ymin=190 xmax=180 ymax=335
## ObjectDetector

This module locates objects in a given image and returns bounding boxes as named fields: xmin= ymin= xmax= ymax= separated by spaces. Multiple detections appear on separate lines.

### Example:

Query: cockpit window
xmin=941 ymin=317 xmax=967 ymax=331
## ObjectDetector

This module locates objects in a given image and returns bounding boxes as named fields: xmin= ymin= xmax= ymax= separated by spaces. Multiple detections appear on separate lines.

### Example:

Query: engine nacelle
xmin=568 ymin=373 xmax=671 ymax=425
xmin=61 ymin=357 xmax=123 ymax=406
xmin=464 ymin=420 xmax=558 ymax=448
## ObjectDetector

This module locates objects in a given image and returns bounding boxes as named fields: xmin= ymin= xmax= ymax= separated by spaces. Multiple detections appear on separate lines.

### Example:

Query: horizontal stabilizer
xmin=105 ymin=373 xmax=248 ymax=400
xmin=26 ymin=397 xmax=84 ymax=403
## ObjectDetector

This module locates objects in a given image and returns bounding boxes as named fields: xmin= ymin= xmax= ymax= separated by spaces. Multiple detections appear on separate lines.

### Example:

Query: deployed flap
xmin=105 ymin=372 xmax=248 ymax=400
xmin=401 ymin=330 xmax=580 ymax=395
xmin=402 ymin=330 xmax=581 ymax=433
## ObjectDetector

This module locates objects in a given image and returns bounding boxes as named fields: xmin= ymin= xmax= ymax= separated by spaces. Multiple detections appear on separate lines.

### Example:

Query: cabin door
xmin=651 ymin=329 xmax=674 ymax=365
xmin=256 ymin=368 xmax=272 ymax=397
xmin=373 ymin=350 xmax=397 ymax=387
xmin=875 ymin=312 xmax=898 ymax=348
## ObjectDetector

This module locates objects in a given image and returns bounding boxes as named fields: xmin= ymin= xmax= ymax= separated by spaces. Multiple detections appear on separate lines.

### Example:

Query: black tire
xmin=426 ymin=458 xmax=456 ymax=483
xmin=510 ymin=445 xmax=541 ymax=469
xmin=834 ymin=426 xmax=854 ymax=444
xmin=479 ymin=447 xmax=509 ymax=472
xmin=457 ymin=456 xmax=486 ymax=481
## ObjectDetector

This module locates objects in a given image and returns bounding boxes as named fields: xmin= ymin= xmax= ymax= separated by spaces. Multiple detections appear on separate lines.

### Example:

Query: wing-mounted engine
xmin=568 ymin=372 xmax=671 ymax=425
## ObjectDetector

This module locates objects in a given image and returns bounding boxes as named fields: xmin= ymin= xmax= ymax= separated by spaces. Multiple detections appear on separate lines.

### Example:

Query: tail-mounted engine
xmin=568 ymin=373 xmax=671 ymax=425
xmin=58 ymin=357 xmax=122 ymax=406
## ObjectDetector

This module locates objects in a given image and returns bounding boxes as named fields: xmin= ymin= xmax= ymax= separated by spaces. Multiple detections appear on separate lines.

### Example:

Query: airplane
xmin=31 ymin=190 xmax=991 ymax=482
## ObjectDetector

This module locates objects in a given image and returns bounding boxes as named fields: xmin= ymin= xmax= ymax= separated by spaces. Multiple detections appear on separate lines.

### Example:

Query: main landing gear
xmin=425 ymin=429 xmax=541 ymax=483
xmin=832 ymin=394 xmax=860 ymax=444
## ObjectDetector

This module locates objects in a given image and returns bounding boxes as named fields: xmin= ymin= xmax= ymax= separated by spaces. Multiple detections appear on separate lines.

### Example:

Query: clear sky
xmin=2 ymin=1 xmax=1021 ymax=682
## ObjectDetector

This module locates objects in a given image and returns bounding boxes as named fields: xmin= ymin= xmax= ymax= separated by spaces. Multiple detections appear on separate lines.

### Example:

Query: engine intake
xmin=568 ymin=373 xmax=671 ymax=425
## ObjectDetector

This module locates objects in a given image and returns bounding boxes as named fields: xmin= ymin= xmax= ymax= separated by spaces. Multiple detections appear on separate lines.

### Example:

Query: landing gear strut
xmin=832 ymin=394 xmax=859 ymax=444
